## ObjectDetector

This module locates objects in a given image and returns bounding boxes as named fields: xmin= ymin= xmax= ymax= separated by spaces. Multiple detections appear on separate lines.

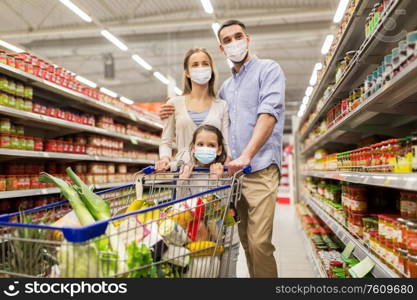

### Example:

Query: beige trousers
xmin=237 ymin=164 xmax=279 ymax=278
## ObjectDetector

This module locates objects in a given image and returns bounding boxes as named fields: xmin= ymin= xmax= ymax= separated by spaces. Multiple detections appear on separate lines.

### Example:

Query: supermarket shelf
xmin=0 ymin=106 xmax=160 ymax=148
xmin=0 ymin=148 xmax=155 ymax=164
xmin=94 ymin=182 xmax=132 ymax=190
xmin=0 ymin=188 xmax=60 ymax=200
xmin=299 ymin=0 xmax=378 ymax=126
xmin=301 ymin=53 xmax=417 ymax=156
xmin=0 ymin=182 xmax=133 ymax=200
xmin=302 ymin=192 xmax=399 ymax=278
xmin=299 ymin=0 xmax=417 ymax=141
xmin=302 ymin=171 xmax=417 ymax=192
xmin=296 ymin=215 xmax=327 ymax=278
xmin=0 ymin=63 xmax=163 ymax=131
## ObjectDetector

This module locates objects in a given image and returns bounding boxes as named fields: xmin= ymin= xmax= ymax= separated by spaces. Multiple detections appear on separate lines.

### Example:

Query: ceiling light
xmin=153 ymin=72 xmax=170 ymax=85
xmin=212 ymin=22 xmax=221 ymax=41
xmin=333 ymin=0 xmax=350 ymax=23
xmin=200 ymin=0 xmax=214 ymax=14
xmin=132 ymin=54 xmax=152 ymax=71
xmin=321 ymin=34 xmax=334 ymax=55
xmin=0 ymin=40 xmax=24 ymax=53
xmin=175 ymin=87 xmax=183 ymax=96
xmin=120 ymin=96 xmax=134 ymax=105
xmin=309 ymin=62 xmax=324 ymax=86
xmin=75 ymin=75 xmax=97 ymax=88
xmin=59 ymin=0 xmax=92 ymax=22
xmin=101 ymin=29 xmax=128 ymax=52
xmin=297 ymin=110 xmax=304 ymax=118
xmin=100 ymin=87 xmax=118 ymax=98
xmin=302 ymin=96 xmax=310 ymax=105
xmin=305 ymin=86 xmax=314 ymax=97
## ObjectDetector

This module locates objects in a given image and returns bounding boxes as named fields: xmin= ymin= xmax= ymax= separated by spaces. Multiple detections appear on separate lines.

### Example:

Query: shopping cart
xmin=0 ymin=165 xmax=251 ymax=278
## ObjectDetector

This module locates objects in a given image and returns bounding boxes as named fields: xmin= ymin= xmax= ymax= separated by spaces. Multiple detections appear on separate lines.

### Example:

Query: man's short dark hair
xmin=217 ymin=20 xmax=247 ymax=42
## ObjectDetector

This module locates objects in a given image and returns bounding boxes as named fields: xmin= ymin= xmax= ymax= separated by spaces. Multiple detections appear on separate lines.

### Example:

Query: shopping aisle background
xmin=237 ymin=204 xmax=315 ymax=278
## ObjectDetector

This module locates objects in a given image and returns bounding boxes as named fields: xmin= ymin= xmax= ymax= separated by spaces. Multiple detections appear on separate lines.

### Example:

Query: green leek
xmin=66 ymin=167 xmax=111 ymax=221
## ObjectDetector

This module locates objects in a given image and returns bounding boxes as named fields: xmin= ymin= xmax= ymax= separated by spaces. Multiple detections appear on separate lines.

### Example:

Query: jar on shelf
xmin=0 ymin=50 xmax=6 ymax=64
xmin=62 ymin=141 xmax=69 ymax=153
xmin=56 ymin=140 xmax=64 ymax=152
xmin=1 ymin=132 xmax=11 ymax=147
xmin=0 ymin=118 xmax=11 ymax=133
xmin=348 ymin=211 xmax=365 ymax=238
xmin=383 ymin=54 xmax=393 ymax=84
xmin=15 ymin=125 xmax=24 ymax=136
xmin=45 ymin=140 xmax=57 ymax=152
xmin=7 ymin=94 xmax=16 ymax=108
xmin=398 ymin=218 xmax=409 ymax=250
xmin=34 ymin=138 xmax=43 ymax=151
xmin=0 ymin=175 xmax=6 ymax=192
xmin=407 ymin=219 xmax=417 ymax=256
xmin=6 ymin=175 xmax=19 ymax=191
xmin=6 ymin=54 xmax=15 ymax=68
xmin=9 ymin=135 xmax=19 ymax=149
xmin=398 ymin=248 xmax=408 ymax=276
xmin=25 ymin=137 xmax=34 ymax=151
xmin=18 ymin=135 xmax=26 ymax=150
xmin=30 ymin=175 xmax=41 ymax=189
xmin=408 ymin=255 xmax=417 ymax=278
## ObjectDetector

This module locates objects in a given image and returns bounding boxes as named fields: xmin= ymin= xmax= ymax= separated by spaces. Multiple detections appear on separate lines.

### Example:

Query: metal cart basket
xmin=0 ymin=166 xmax=250 ymax=278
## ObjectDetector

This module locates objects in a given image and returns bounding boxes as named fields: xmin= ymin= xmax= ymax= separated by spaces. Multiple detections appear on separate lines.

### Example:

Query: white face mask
xmin=224 ymin=39 xmax=248 ymax=63
xmin=190 ymin=67 xmax=212 ymax=85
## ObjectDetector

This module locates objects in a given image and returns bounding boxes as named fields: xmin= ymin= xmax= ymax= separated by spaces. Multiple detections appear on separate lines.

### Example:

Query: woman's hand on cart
xmin=155 ymin=157 xmax=171 ymax=172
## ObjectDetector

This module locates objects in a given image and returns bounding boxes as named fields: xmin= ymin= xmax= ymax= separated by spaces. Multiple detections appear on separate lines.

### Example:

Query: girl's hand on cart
xmin=155 ymin=157 xmax=171 ymax=172
xmin=210 ymin=163 xmax=224 ymax=179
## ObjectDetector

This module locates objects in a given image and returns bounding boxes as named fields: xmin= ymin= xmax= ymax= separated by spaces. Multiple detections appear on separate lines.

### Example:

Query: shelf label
xmin=341 ymin=241 xmax=355 ymax=260
xmin=383 ymin=179 xmax=391 ymax=186
xmin=129 ymin=112 xmax=138 ymax=122
xmin=42 ymin=153 xmax=50 ymax=158
xmin=348 ymin=257 xmax=375 ymax=278
xmin=130 ymin=137 xmax=138 ymax=145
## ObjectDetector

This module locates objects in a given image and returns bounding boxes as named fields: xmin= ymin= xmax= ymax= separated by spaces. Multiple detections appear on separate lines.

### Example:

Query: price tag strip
xmin=348 ymin=257 xmax=375 ymax=278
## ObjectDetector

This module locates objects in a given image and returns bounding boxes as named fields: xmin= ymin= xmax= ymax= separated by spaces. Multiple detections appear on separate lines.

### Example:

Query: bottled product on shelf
xmin=0 ymin=194 xmax=61 ymax=214
xmin=296 ymin=203 xmax=362 ymax=278
xmin=304 ymin=133 xmax=417 ymax=173
xmin=0 ymin=50 xmax=161 ymax=126
xmin=304 ymin=176 xmax=417 ymax=277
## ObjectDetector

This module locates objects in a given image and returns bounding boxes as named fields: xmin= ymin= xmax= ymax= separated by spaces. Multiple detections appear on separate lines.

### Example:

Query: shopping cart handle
xmin=193 ymin=165 xmax=252 ymax=175
xmin=143 ymin=166 xmax=156 ymax=175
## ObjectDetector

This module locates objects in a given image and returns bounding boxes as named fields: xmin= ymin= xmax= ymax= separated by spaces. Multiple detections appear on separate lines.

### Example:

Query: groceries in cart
xmin=0 ymin=165 xmax=243 ymax=278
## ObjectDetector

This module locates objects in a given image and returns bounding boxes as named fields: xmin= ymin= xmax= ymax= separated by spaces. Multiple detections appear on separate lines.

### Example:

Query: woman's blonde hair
xmin=182 ymin=48 xmax=217 ymax=98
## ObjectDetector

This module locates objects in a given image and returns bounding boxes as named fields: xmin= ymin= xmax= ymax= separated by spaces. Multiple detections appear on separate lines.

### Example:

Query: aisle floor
xmin=236 ymin=204 xmax=316 ymax=278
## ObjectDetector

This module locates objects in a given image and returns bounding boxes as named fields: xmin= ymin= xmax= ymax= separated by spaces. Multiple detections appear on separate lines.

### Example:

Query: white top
xmin=159 ymin=96 xmax=230 ymax=166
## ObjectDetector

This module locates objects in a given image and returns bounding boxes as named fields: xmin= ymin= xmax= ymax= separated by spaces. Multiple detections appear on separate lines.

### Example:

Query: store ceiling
xmin=0 ymin=0 xmax=339 ymax=132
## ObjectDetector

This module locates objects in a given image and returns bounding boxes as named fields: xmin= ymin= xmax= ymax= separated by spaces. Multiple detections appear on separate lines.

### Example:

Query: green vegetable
xmin=66 ymin=167 xmax=111 ymax=221
xmin=40 ymin=173 xmax=95 ymax=226
xmin=126 ymin=242 xmax=157 ymax=278
xmin=58 ymin=242 xmax=101 ymax=277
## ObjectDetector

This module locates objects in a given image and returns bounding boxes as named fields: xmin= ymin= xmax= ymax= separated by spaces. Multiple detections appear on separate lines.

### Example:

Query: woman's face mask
xmin=223 ymin=39 xmax=248 ymax=63
xmin=190 ymin=67 xmax=212 ymax=85
xmin=194 ymin=146 xmax=217 ymax=164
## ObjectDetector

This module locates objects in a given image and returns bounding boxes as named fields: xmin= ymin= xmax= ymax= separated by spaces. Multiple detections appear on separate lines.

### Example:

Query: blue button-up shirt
xmin=219 ymin=57 xmax=285 ymax=173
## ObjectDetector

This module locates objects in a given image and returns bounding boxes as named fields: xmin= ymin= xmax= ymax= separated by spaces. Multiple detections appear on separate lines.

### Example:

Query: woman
xmin=156 ymin=48 xmax=231 ymax=171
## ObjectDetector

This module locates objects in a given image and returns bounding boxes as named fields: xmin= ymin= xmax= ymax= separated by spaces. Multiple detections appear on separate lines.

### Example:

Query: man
xmin=159 ymin=20 xmax=285 ymax=278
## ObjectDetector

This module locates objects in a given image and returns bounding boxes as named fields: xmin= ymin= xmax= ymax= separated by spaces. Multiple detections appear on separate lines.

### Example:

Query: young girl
xmin=179 ymin=124 xmax=240 ymax=278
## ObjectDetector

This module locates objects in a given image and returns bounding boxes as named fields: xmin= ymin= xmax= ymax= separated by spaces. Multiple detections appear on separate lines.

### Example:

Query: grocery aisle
xmin=237 ymin=204 xmax=316 ymax=278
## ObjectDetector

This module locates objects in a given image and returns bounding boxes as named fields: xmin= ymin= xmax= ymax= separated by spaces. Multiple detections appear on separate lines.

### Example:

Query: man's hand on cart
xmin=210 ymin=163 xmax=224 ymax=179
xmin=227 ymin=155 xmax=251 ymax=176
xmin=155 ymin=157 xmax=171 ymax=172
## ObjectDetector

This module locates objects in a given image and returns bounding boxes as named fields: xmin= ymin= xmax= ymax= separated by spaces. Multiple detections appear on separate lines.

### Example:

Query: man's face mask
xmin=223 ymin=39 xmax=248 ymax=63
